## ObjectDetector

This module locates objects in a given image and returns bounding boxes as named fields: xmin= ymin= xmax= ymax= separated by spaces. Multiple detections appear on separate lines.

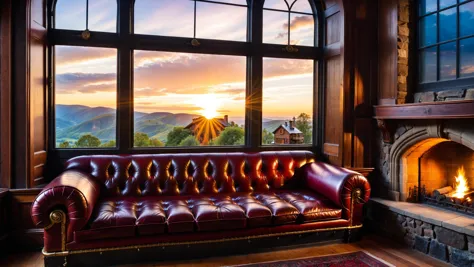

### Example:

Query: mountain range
xmin=55 ymin=105 xmax=285 ymax=145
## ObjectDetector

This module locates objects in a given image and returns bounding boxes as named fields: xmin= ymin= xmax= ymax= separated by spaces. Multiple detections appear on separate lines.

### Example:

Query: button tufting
xmin=205 ymin=162 xmax=213 ymax=177
xmin=106 ymin=163 xmax=115 ymax=180
xmin=127 ymin=162 xmax=136 ymax=178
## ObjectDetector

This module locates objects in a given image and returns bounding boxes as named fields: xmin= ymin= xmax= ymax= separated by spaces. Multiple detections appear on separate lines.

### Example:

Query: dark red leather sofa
xmin=31 ymin=151 xmax=370 ymax=266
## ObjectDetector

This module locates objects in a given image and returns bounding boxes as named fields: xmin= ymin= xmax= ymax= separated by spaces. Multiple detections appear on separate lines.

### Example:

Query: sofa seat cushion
xmin=276 ymin=192 xmax=343 ymax=222
xmin=80 ymin=191 xmax=341 ymax=242
xmin=188 ymin=197 xmax=247 ymax=231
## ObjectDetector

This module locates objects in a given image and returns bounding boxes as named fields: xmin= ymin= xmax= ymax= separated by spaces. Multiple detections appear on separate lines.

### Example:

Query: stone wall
xmin=368 ymin=203 xmax=474 ymax=266
xmin=397 ymin=0 xmax=411 ymax=104
xmin=414 ymin=88 xmax=474 ymax=103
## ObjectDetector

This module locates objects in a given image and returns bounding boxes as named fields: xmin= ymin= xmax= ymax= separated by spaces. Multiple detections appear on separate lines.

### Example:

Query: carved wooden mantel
xmin=374 ymin=100 xmax=474 ymax=143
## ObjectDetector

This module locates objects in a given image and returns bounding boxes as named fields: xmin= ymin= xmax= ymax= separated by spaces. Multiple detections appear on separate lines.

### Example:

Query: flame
xmin=452 ymin=166 xmax=469 ymax=199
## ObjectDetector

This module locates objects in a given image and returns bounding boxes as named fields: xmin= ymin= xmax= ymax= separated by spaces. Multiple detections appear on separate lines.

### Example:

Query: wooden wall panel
xmin=345 ymin=0 xmax=378 ymax=168
xmin=13 ymin=0 xmax=48 ymax=188
xmin=0 ymin=0 xmax=12 ymax=188
xmin=326 ymin=13 xmax=341 ymax=45
xmin=324 ymin=55 xmax=343 ymax=163
xmin=378 ymin=0 xmax=398 ymax=105
xmin=8 ymin=189 xmax=43 ymax=249
xmin=30 ymin=4 xmax=48 ymax=186
xmin=323 ymin=1 xmax=344 ymax=166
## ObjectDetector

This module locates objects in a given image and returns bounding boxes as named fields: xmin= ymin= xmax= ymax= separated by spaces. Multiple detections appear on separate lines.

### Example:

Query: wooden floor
xmin=0 ymin=235 xmax=450 ymax=267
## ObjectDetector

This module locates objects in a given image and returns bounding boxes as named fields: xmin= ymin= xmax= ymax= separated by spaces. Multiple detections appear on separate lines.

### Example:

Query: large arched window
xmin=49 ymin=0 xmax=322 ymax=153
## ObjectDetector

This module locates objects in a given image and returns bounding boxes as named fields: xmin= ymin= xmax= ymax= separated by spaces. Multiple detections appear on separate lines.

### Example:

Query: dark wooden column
xmin=322 ymin=0 xmax=378 ymax=169
xmin=377 ymin=0 xmax=398 ymax=105
xmin=0 ymin=0 xmax=12 ymax=188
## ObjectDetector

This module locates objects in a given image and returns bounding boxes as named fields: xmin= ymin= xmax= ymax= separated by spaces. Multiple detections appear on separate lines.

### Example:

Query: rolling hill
xmin=55 ymin=104 xmax=291 ymax=145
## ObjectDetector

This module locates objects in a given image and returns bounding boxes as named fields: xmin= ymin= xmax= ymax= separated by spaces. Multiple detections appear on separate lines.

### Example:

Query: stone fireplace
xmin=370 ymin=119 xmax=474 ymax=265
xmin=381 ymin=121 xmax=474 ymax=205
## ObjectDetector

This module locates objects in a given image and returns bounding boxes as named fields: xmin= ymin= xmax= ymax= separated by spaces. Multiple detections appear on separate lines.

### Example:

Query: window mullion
xmin=117 ymin=0 xmax=133 ymax=152
xmin=247 ymin=0 xmax=264 ymax=148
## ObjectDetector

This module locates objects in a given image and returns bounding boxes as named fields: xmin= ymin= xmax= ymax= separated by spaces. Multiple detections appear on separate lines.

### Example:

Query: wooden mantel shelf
xmin=374 ymin=100 xmax=474 ymax=143
xmin=374 ymin=100 xmax=474 ymax=120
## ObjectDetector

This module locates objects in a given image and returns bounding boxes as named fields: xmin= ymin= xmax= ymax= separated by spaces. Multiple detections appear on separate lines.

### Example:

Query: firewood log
xmin=433 ymin=186 xmax=454 ymax=197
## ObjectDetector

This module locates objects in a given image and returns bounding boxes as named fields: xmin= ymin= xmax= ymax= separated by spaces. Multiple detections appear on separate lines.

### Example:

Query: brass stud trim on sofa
xmin=44 ymin=210 xmax=67 ymax=252
xmin=42 ymin=224 xmax=363 ymax=257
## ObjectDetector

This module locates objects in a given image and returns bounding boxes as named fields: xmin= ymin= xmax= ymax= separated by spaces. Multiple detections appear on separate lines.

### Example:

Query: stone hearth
xmin=369 ymin=198 xmax=474 ymax=266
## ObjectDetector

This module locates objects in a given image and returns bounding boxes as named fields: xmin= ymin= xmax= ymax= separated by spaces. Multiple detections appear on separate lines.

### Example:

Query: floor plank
xmin=0 ymin=235 xmax=451 ymax=267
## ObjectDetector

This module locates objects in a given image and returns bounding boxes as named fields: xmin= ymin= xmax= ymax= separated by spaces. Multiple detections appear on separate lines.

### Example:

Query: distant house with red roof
xmin=272 ymin=117 xmax=304 ymax=144
xmin=184 ymin=115 xmax=229 ymax=144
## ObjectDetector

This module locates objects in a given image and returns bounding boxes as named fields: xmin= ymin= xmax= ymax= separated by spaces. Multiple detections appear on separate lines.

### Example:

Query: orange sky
xmin=54 ymin=0 xmax=315 ymax=120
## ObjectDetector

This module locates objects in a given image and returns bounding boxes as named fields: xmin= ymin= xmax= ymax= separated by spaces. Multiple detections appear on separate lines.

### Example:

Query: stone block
xmin=398 ymin=64 xmax=409 ymax=76
xmin=398 ymin=57 xmax=408 ymax=65
xmin=397 ymin=215 xmax=406 ymax=225
xmin=435 ymin=226 xmax=467 ymax=250
xmin=449 ymin=247 xmax=473 ymax=267
xmin=467 ymin=235 xmax=474 ymax=243
xmin=421 ymin=222 xmax=433 ymax=230
xmin=436 ymin=89 xmax=465 ymax=101
xmin=415 ymin=236 xmax=430 ymax=254
xmin=465 ymin=88 xmax=474 ymax=100
xmin=404 ymin=234 xmax=415 ymax=248
xmin=414 ymin=92 xmax=435 ymax=103
xmin=424 ymin=229 xmax=435 ymax=239
xmin=415 ymin=220 xmax=423 ymax=228
xmin=415 ymin=226 xmax=423 ymax=236
xmin=429 ymin=239 xmax=448 ymax=262
xmin=468 ymin=242 xmax=474 ymax=254
xmin=407 ymin=218 xmax=415 ymax=229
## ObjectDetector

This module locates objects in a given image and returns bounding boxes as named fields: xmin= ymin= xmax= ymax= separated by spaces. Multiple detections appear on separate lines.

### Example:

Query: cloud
xmin=133 ymin=52 xmax=247 ymax=93
xmin=263 ymin=58 xmax=313 ymax=78
xmin=276 ymin=15 xmax=313 ymax=39
xmin=134 ymin=87 xmax=168 ymax=97
xmin=56 ymin=46 xmax=116 ymax=66
xmin=134 ymin=105 xmax=202 ymax=111
xmin=56 ymin=73 xmax=116 ymax=94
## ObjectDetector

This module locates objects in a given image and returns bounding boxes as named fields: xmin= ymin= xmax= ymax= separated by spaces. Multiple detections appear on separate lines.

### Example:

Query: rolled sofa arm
xmin=31 ymin=171 xmax=100 ymax=252
xmin=303 ymin=162 xmax=371 ymax=226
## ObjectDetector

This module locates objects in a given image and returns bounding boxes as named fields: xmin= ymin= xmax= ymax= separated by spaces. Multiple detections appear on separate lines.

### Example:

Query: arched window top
xmin=134 ymin=0 xmax=248 ymax=41
xmin=263 ymin=0 xmax=315 ymax=46
xmin=264 ymin=0 xmax=313 ymax=14
xmin=54 ymin=0 xmax=117 ymax=33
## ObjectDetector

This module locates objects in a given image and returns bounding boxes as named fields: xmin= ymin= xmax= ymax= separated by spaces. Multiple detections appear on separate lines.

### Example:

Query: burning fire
xmin=452 ymin=166 xmax=469 ymax=199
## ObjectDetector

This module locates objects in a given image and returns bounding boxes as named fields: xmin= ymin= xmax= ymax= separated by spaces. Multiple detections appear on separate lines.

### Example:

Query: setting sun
xmin=193 ymin=94 xmax=221 ymax=119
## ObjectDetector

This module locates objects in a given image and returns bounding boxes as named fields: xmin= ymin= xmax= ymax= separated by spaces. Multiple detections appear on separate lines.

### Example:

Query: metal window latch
xmin=81 ymin=29 xmax=91 ymax=40
xmin=283 ymin=45 xmax=299 ymax=53
xmin=190 ymin=38 xmax=201 ymax=47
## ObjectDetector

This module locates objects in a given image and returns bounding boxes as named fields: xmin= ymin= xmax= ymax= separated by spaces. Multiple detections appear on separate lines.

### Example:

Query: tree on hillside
xmin=150 ymin=138 xmax=164 ymax=147
xmin=262 ymin=129 xmax=274 ymax=145
xmin=134 ymin=132 xmax=165 ymax=147
xmin=214 ymin=127 xmax=245 ymax=146
xmin=178 ymin=136 xmax=200 ymax=146
xmin=134 ymin=132 xmax=151 ymax=147
xmin=58 ymin=141 xmax=71 ymax=148
xmin=296 ymin=113 xmax=312 ymax=144
xmin=76 ymin=134 xmax=101 ymax=147
xmin=101 ymin=140 xmax=116 ymax=147
xmin=166 ymin=127 xmax=192 ymax=146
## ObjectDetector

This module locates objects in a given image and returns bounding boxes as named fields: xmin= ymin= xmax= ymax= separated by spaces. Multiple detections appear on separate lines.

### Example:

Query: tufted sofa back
xmin=65 ymin=151 xmax=316 ymax=198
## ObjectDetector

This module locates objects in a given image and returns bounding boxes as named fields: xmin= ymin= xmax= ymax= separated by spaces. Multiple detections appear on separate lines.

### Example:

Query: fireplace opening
xmin=405 ymin=141 xmax=474 ymax=214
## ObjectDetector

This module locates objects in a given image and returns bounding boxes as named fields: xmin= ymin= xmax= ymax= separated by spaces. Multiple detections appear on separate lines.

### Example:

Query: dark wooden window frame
xmin=47 ymin=0 xmax=324 ymax=159
xmin=417 ymin=0 xmax=474 ymax=92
